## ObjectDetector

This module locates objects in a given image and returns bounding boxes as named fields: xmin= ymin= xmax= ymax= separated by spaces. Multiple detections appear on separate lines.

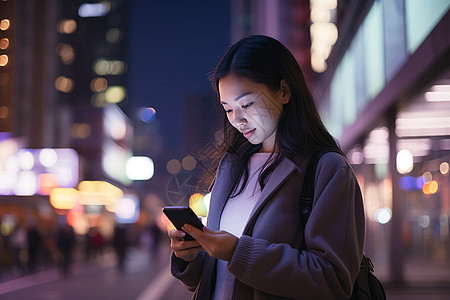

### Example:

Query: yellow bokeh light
xmin=78 ymin=181 xmax=124 ymax=206
xmin=423 ymin=180 xmax=438 ymax=195
xmin=0 ymin=54 xmax=9 ymax=67
xmin=50 ymin=188 xmax=79 ymax=210
xmin=56 ymin=43 xmax=75 ymax=64
xmin=104 ymin=86 xmax=126 ymax=103
xmin=90 ymin=77 xmax=108 ymax=93
xmin=182 ymin=155 xmax=197 ymax=171
xmin=0 ymin=38 xmax=9 ymax=50
xmin=189 ymin=193 xmax=207 ymax=217
xmin=55 ymin=76 xmax=75 ymax=93
xmin=71 ymin=123 xmax=91 ymax=139
xmin=0 ymin=19 xmax=10 ymax=31
xmin=166 ymin=159 xmax=181 ymax=174
xmin=57 ymin=19 xmax=77 ymax=34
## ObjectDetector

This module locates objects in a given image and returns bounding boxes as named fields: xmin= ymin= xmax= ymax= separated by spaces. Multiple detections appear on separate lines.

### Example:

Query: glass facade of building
xmin=322 ymin=0 xmax=450 ymax=282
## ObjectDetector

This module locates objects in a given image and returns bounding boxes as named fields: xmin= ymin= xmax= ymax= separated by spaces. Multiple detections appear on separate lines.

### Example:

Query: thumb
xmin=203 ymin=226 xmax=214 ymax=234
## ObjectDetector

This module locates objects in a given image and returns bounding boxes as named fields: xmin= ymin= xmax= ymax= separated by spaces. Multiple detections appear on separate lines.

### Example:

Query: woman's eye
xmin=225 ymin=108 xmax=233 ymax=113
xmin=242 ymin=102 xmax=254 ymax=109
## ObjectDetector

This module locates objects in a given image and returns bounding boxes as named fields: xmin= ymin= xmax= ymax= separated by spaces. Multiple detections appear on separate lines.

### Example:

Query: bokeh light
xmin=0 ymin=38 xmax=9 ymax=50
xmin=189 ymin=193 xmax=207 ymax=217
xmin=182 ymin=155 xmax=197 ymax=171
xmin=115 ymin=195 xmax=139 ymax=224
xmin=126 ymin=156 xmax=154 ymax=180
xmin=17 ymin=150 xmax=34 ymax=170
xmin=106 ymin=28 xmax=121 ymax=43
xmin=423 ymin=180 xmax=438 ymax=195
xmin=38 ymin=173 xmax=59 ymax=195
xmin=56 ymin=43 xmax=75 ymax=64
xmin=375 ymin=208 xmax=392 ymax=224
xmin=440 ymin=162 xmax=449 ymax=175
xmin=0 ymin=54 xmax=8 ymax=67
xmin=50 ymin=188 xmax=79 ymax=210
xmin=55 ymin=76 xmax=75 ymax=93
xmin=138 ymin=107 xmax=156 ymax=123
xmin=166 ymin=159 xmax=181 ymax=174
xmin=56 ymin=19 xmax=77 ymax=34
xmin=104 ymin=86 xmax=126 ymax=103
xmin=71 ymin=123 xmax=91 ymax=139
xmin=90 ymin=77 xmax=108 ymax=93
xmin=39 ymin=148 xmax=58 ymax=168
xmin=0 ymin=19 xmax=10 ymax=31
xmin=396 ymin=149 xmax=414 ymax=174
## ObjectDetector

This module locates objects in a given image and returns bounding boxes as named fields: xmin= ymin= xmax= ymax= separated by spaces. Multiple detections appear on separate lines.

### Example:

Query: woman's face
xmin=218 ymin=74 xmax=290 ymax=153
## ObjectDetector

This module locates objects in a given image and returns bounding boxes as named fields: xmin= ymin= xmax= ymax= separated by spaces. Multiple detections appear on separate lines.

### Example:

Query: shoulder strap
xmin=299 ymin=150 xmax=332 ymax=228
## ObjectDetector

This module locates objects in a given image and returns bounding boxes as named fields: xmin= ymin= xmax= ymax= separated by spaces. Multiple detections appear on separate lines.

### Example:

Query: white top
xmin=213 ymin=152 xmax=272 ymax=300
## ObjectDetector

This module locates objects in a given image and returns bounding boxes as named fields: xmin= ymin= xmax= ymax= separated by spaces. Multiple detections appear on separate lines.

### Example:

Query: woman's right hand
xmin=168 ymin=229 xmax=203 ymax=262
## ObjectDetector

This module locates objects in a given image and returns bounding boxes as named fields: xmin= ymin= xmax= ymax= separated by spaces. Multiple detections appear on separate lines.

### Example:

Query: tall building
xmin=0 ymin=0 xmax=134 ymax=237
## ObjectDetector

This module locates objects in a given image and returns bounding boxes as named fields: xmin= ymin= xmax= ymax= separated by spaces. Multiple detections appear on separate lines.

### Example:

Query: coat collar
xmin=207 ymin=152 xmax=306 ymax=231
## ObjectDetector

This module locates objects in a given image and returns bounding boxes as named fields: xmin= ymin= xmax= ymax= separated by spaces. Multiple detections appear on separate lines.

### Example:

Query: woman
xmin=168 ymin=35 xmax=365 ymax=299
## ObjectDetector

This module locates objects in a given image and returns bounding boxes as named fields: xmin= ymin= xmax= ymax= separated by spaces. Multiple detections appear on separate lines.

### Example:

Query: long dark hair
xmin=200 ymin=35 xmax=342 ymax=194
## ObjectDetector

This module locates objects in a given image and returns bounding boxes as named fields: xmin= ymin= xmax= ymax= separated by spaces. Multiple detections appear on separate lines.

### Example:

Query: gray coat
xmin=171 ymin=151 xmax=365 ymax=299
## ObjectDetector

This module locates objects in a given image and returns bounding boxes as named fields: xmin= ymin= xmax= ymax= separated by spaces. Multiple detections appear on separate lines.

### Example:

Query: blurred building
xmin=0 ymin=0 xmax=136 ymax=242
xmin=230 ymin=0 xmax=450 ymax=287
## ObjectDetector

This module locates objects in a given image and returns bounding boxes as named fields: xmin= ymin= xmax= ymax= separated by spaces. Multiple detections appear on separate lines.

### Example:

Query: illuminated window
xmin=405 ymin=0 xmax=450 ymax=54
xmin=363 ymin=1 xmax=385 ymax=100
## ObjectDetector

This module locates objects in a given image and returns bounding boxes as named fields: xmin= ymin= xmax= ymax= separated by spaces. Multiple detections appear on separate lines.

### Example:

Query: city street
xmin=0 ymin=244 xmax=192 ymax=300
xmin=1 ymin=241 xmax=450 ymax=299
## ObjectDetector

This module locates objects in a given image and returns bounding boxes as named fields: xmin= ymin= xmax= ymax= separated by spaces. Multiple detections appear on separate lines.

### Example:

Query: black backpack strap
xmin=299 ymin=150 xmax=332 ymax=229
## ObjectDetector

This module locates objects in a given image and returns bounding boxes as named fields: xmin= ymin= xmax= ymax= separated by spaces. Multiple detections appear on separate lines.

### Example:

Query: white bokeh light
xmin=126 ymin=156 xmax=154 ymax=180
xmin=396 ymin=149 xmax=414 ymax=174
xmin=39 ymin=148 xmax=58 ymax=168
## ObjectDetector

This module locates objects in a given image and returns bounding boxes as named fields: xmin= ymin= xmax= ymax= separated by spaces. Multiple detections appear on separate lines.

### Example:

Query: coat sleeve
xmin=170 ymin=250 xmax=206 ymax=292
xmin=227 ymin=153 xmax=365 ymax=299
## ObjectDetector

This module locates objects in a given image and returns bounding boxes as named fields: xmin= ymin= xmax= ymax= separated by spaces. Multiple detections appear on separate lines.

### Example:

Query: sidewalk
xmin=375 ymin=258 xmax=450 ymax=300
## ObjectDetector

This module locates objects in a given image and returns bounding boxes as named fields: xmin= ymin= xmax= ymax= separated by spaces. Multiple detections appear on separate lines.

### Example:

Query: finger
xmin=168 ymin=229 xmax=186 ymax=240
xmin=202 ymin=226 xmax=214 ymax=234
xmin=173 ymin=246 xmax=203 ymax=261
xmin=182 ymin=224 xmax=204 ymax=240
xmin=171 ymin=240 xmax=201 ymax=252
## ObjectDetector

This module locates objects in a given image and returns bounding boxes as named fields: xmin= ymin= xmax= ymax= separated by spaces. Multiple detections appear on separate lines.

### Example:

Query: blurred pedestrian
xmin=27 ymin=224 xmax=41 ymax=273
xmin=10 ymin=225 xmax=27 ymax=274
xmin=113 ymin=225 xmax=128 ymax=272
xmin=56 ymin=224 xmax=76 ymax=276
xmin=92 ymin=227 xmax=104 ymax=259
xmin=148 ymin=219 xmax=163 ymax=260
xmin=168 ymin=35 xmax=365 ymax=299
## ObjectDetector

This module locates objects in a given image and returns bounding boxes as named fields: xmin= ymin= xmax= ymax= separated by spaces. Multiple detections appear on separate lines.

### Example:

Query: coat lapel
xmin=207 ymin=153 xmax=243 ymax=230
xmin=243 ymin=156 xmax=301 ymax=234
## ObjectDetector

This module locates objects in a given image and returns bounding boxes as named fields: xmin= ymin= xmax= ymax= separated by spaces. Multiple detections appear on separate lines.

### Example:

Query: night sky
xmin=127 ymin=0 xmax=231 ymax=154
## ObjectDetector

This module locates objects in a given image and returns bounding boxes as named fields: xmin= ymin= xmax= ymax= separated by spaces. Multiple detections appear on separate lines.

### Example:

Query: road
xmin=1 ymin=244 xmax=449 ymax=299
xmin=0 ymin=244 xmax=192 ymax=300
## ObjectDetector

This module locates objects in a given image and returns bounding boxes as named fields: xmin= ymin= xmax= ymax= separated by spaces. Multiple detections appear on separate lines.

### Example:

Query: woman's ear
xmin=280 ymin=79 xmax=291 ymax=104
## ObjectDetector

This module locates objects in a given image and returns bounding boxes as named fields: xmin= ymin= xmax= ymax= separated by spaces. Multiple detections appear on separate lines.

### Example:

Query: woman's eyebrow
xmin=220 ymin=92 xmax=253 ymax=104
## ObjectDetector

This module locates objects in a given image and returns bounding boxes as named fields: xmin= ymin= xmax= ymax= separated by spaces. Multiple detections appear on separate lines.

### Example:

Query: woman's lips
xmin=243 ymin=129 xmax=255 ymax=139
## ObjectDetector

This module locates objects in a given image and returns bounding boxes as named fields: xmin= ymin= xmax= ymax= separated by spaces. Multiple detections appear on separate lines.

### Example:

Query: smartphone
xmin=163 ymin=206 xmax=204 ymax=241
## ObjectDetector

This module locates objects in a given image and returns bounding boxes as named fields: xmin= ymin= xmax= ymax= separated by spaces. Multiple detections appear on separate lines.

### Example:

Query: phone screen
xmin=163 ymin=206 xmax=204 ymax=240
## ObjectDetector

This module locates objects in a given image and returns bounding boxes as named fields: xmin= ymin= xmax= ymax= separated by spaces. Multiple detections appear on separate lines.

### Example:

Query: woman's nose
xmin=233 ymin=110 xmax=247 ymax=126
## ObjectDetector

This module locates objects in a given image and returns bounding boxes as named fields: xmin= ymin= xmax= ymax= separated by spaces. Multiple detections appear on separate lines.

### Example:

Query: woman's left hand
xmin=182 ymin=224 xmax=238 ymax=262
